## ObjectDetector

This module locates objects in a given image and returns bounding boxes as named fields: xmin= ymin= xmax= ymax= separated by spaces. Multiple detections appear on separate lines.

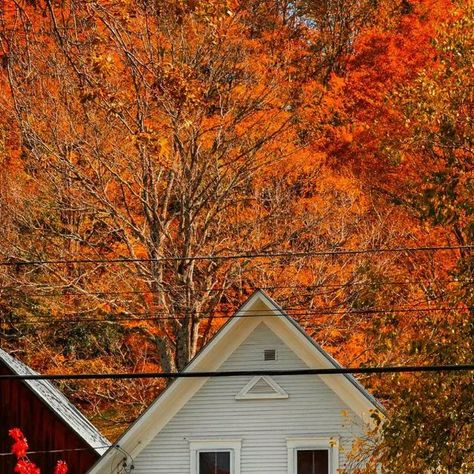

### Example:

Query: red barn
xmin=0 ymin=348 xmax=110 ymax=474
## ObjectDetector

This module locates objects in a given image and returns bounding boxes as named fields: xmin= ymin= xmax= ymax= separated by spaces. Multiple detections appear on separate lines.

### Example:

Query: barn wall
xmin=0 ymin=363 xmax=99 ymax=474
xmin=132 ymin=322 xmax=366 ymax=473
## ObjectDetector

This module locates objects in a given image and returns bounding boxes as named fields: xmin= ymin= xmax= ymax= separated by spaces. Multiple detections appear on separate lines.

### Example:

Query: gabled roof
xmin=88 ymin=289 xmax=383 ymax=473
xmin=0 ymin=348 xmax=110 ymax=456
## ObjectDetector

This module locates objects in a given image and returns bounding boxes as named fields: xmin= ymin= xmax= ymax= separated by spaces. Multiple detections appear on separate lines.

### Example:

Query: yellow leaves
xmin=328 ymin=328 xmax=343 ymax=339
xmin=130 ymin=130 xmax=172 ymax=168
xmin=155 ymin=62 xmax=204 ymax=110
xmin=191 ymin=0 xmax=234 ymax=25
xmin=90 ymin=52 xmax=114 ymax=77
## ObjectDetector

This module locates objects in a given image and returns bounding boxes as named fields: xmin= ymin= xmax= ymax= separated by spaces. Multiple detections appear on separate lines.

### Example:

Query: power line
xmin=1 ymin=244 xmax=473 ymax=267
xmin=0 ymin=445 xmax=111 ymax=457
xmin=0 ymin=365 xmax=473 ymax=381
xmin=0 ymin=307 xmax=469 ymax=326
xmin=1 ymin=278 xmax=470 ymax=298
xmin=2 ymin=305 xmax=469 ymax=325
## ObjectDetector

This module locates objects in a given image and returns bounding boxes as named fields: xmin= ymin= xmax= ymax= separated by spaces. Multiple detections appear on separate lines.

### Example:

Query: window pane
xmin=297 ymin=450 xmax=314 ymax=474
xmin=199 ymin=451 xmax=230 ymax=474
xmin=199 ymin=452 xmax=215 ymax=474
xmin=216 ymin=452 xmax=230 ymax=474
xmin=297 ymin=449 xmax=329 ymax=474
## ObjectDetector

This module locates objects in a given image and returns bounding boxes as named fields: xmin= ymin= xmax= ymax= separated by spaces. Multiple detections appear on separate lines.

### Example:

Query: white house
xmin=88 ymin=290 xmax=383 ymax=474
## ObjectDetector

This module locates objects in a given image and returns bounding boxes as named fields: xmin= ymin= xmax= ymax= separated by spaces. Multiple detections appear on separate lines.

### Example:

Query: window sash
xmin=287 ymin=437 xmax=339 ymax=474
xmin=296 ymin=448 xmax=329 ymax=474
xmin=198 ymin=450 xmax=231 ymax=474
xmin=189 ymin=440 xmax=241 ymax=474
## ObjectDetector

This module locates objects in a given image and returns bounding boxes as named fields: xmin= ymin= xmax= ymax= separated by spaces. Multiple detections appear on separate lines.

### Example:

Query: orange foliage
xmin=0 ymin=0 xmax=471 ymax=452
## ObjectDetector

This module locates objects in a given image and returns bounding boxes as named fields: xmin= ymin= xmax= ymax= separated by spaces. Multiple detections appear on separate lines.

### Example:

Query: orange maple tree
xmin=0 ymin=0 xmax=472 ymax=469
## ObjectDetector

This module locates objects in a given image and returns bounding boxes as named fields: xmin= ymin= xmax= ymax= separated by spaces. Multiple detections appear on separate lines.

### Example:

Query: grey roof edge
xmin=255 ymin=289 xmax=386 ymax=414
xmin=0 ymin=348 xmax=111 ymax=455
xmin=136 ymin=288 xmax=385 ymax=414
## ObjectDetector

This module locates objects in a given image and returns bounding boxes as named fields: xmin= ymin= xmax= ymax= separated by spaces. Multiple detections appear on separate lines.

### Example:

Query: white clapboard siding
xmin=131 ymin=322 xmax=365 ymax=473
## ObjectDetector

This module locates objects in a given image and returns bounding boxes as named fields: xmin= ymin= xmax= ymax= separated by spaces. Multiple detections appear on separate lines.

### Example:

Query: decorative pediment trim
xmin=235 ymin=375 xmax=288 ymax=400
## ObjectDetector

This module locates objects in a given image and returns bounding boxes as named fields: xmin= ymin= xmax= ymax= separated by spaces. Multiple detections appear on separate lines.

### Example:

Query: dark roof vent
xmin=264 ymin=349 xmax=276 ymax=361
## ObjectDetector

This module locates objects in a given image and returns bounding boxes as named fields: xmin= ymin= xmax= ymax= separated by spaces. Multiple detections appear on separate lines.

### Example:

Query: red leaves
xmin=13 ymin=460 xmax=40 ymax=474
xmin=53 ymin=461 xmax=68 ymax=474
xmin=9 ymin=428 xmax=29 ymax=460
xmin=8 ymin=429 xmax=68 ymax=474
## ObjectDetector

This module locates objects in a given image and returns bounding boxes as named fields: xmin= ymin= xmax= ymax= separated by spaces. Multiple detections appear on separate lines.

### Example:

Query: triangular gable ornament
xmin=235 ymin=375 xmax=288 ymax=400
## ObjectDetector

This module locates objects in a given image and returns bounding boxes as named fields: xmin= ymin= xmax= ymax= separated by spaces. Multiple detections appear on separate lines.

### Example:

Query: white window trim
xmin=287 ymin=437 xmax=339 ymax=474
xmin=235 ymin=375 xmax=288 ymax=400
xmin=189 ymin=439 xmax=241 ymax=474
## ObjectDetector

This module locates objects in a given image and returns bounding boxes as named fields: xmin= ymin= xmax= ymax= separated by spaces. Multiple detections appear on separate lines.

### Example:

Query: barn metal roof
xmin=0 ymin=348 xmax=110 ymax=455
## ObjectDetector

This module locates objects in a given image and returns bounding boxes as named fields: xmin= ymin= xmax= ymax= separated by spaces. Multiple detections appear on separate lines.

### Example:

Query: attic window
xmin=264 ymin=349 xmax=276 ymax=361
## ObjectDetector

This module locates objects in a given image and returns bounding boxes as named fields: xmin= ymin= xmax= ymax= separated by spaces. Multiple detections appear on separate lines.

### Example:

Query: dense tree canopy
xmin=0 ymin=0 xmax=472 ymax=470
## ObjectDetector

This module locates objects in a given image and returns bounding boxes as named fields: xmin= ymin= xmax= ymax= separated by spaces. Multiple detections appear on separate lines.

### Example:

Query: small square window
xmin=264 ymin=349 xmax=276 ymax=361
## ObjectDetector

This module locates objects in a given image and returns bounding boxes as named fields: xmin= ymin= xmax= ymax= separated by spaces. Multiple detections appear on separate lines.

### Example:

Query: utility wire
xmin=1 ymin=278 xmax=470 ymax=298
xmin=1 ymin=244 xmax=473 ymax=266
xmin=0 ymin=445 xmax=112 ymax=457
xmin=0 ymin=365 xmax=472 ymax=381
xmin=2 ymin=305 xmax=469 ymax=325
xmin=0 ymin=362 xmax=468 ymax=454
